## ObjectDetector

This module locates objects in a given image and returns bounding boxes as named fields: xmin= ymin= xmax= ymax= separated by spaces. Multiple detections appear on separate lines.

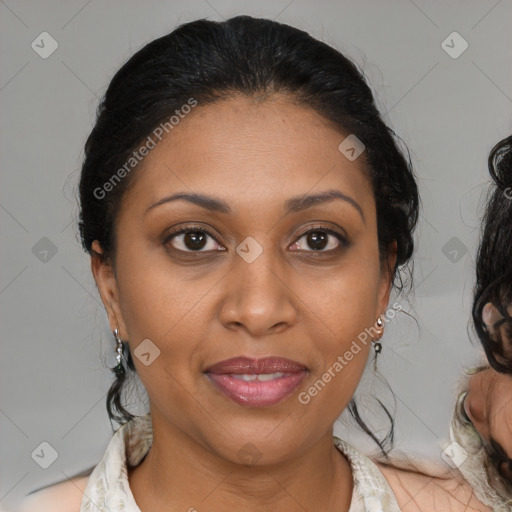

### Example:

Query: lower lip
xmin=206 ymin=372 xmax=307 ymax=407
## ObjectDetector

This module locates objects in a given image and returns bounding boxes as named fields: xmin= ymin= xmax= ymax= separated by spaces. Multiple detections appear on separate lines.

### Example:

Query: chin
xmin=206 ymin=424 xmax=314 ymax=468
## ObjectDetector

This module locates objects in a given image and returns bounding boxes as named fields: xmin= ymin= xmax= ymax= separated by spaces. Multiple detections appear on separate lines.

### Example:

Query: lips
xmin=204 ymin=357 xmax=307 ymax=407
xmin=205 ymin=356 xmax=307 ymax=374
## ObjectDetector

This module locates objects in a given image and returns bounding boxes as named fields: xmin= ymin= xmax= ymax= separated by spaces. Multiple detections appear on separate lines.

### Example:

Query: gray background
xmin=1 ymin=0 xmax=511 ymax=508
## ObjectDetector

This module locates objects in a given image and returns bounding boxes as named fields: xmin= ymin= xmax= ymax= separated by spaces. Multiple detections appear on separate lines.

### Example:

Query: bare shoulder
xmin=16 ymin=475 xmax=90 ymax=512
xmin=375 ymin=462 xmax=491 ymax=512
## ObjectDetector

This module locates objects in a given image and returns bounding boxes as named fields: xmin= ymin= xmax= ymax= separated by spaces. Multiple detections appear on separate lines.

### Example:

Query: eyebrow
xmin=144 ymin=189 xmax=365 ymax=223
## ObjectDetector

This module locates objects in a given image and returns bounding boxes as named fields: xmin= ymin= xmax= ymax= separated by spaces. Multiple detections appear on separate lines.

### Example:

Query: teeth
xmin=257 ymin=372 xmax=284 ymax=381
xmin=233 ymin=374 xmax=258 ymax=381
xmin=232 ymin=372 xmax=285 ymax=382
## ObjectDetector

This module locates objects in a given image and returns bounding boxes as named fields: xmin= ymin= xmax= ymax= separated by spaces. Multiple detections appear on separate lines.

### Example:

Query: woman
xmin=472 ymin=135 xmax=512 ymax=376
xmin=449 ymin=135 xmax=512 ymax=510
xmin=18 ymin=15 xmax=490 ymax=512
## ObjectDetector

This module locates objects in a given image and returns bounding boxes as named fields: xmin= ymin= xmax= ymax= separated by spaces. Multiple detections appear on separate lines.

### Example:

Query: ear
xmin=482 ymin=302 xmax=503 ymax=326
xmin=376 ymin=240 xmax=398 ymax=317
xmin=90 ymin=240 xmax=128 ymax=338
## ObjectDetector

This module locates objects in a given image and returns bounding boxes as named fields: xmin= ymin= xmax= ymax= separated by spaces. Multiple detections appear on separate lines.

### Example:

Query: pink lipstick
xmin=204 ymin=356 xmax=307 ymax=407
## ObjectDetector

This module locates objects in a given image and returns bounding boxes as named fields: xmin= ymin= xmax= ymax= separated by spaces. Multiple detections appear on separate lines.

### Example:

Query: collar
xmin=80 ymin=414 xmax=400 ymax=512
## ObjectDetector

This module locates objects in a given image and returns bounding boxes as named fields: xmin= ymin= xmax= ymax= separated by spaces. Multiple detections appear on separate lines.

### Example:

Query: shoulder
xmin=375 ymin=462 xmax=492 ymax=512
xmin=16 ymin=475 xmax=90 ymax=512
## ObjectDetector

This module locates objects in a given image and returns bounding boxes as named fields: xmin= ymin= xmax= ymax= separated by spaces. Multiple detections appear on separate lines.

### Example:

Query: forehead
xmin=120 ymin=95 xmax=375 ymax=219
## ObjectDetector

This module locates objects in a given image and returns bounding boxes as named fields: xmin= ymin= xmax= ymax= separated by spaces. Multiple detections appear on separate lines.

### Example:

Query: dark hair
xmin=78 ymin=15 xmax=419 ymax=456
xmin=472 ymin=135 xmax=512 ymax=374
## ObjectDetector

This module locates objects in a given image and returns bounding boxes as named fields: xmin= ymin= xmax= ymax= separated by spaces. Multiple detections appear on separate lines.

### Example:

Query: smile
xmin=204 ymin=357 xmax=308 ymax=407
xmin=232 ymin=372 xmax=285 ymax=381
xmin=207 ymin=371 xmax=306 ymax=406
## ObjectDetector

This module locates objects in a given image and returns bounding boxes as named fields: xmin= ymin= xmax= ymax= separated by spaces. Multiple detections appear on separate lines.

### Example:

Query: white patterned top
xmin=80 ymin=414 xmax=400 ymax=512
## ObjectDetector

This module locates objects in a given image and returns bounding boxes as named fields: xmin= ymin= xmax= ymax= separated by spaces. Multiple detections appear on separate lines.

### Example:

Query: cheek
xmin=113 ymin=244 xmax=216 ymax=379
xmin=114 ymin=228 xmax=208 ymax=326
xmin=292 ymin=252 xmax=381 ymax=404
xmin=114 ymin=254 xmax=211 ymax=418
xmin=296 ymin=272 xmax=378 ymax=364
xmin=295 ymin=244 xmax=382 ymax=339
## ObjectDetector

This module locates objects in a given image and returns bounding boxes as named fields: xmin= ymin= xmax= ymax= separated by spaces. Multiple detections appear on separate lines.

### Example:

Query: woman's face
xmin=482 ymin=302 xmax=512 ymax=366
xmin=92 ymin=95 xmax=395 ymax=464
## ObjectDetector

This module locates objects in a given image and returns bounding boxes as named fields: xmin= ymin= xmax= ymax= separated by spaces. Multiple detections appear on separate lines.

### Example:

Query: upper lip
xmin=204 ymin=356 xmax=307 ymax=375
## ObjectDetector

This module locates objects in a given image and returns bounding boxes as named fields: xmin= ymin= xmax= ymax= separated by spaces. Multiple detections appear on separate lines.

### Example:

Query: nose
xmin=218 ymin=247 xmax=297 ymax=337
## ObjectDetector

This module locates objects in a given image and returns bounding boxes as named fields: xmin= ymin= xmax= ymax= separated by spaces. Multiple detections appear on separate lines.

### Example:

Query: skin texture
xmin=375 ymin=463 xmax=493 ymax=511
xmin=91 ymin=95 xmax=394 ymax=511
xmin=467 ymin=302 xmax=512 ymax=482
xmin=482 ymin=302 xmax=512 ymax=369
xmin=17 ymin=95 xmax=492 ymax=512
xmin=464 ymin=363 xmax=512 ymax=482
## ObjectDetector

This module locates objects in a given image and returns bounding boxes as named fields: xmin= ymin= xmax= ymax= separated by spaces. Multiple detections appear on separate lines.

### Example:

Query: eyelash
xmin=162 ymin=223 xmax=349 ymax=254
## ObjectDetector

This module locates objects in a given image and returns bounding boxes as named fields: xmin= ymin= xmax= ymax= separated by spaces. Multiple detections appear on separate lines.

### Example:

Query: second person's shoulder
xmin=375 ymin=461 xmax=491 ymax=512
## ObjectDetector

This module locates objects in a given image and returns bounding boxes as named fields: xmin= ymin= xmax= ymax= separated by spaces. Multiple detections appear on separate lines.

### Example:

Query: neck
xmin=128 ymin=413 xmax=353 ymax=512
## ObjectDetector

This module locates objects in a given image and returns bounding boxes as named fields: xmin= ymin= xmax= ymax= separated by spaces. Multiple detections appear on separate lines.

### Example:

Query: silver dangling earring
xmin=111 ymin=327 xmax=126 ymax=377
xmin=372 ymin=317 xmax=384 ymax=371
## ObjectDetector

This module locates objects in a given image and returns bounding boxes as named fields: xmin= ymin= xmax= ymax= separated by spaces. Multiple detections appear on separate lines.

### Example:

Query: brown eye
xmin=291 ymin=226 xmax=349 ymax=252
xmin=305 ymin=231 xmax=329 ymax=250
xmin=180 ymin=231 xmax=209 ymax=251
xmin=163 ymin=225 xmax=225 ymax=253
